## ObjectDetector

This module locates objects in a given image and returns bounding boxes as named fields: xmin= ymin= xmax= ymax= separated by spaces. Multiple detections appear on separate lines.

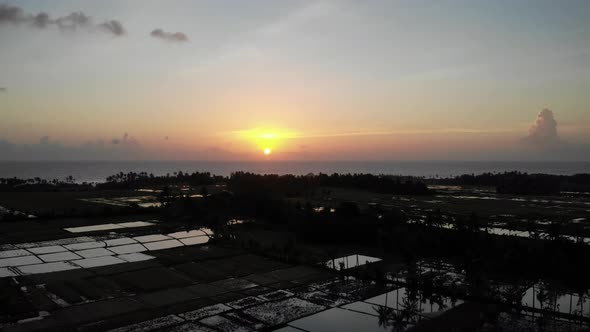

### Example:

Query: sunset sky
xmin=1 ymin=0 xmax=589 ymax=161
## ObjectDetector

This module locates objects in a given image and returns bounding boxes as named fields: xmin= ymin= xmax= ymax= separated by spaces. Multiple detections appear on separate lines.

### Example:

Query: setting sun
xmin=234 ymin=128 xmax=297 ymax=157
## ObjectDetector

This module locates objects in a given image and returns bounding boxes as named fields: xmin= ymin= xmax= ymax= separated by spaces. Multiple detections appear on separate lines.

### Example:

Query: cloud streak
xmin=150 ymin=29 xmax=188 ymax=42
xmin=0 ymin=134 xmax=144 ymax=161
xmin=232 ymin=127 xmax=515 ymax=141
xmin=0 ymin=4 xmax=125 ymax=37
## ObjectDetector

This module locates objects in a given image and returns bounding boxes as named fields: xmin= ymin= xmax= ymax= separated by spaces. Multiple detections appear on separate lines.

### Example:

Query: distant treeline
xmin=98 ymin=171 xmax=223 ymax=189
xmin=430 ymin=171 xmax=590 ymax=194
xmin=0 ymin=176 xmax=84 ymax=191
xmin=80 ymin=171 xmax=431 ymax=196
xmin=227 ymin=172 xmax=430 ymax=196
xmin=10 ymin=170 xmax=590 ymax=195
xmin=0 ymin=171 xmax=430 ymax=196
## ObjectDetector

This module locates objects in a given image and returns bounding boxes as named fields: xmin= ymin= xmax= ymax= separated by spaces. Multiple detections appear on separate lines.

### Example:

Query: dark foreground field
xmin=1 ymin=172 xmax=590 ymax=331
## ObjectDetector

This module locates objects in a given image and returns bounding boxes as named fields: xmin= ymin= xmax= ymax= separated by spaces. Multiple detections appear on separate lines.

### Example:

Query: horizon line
xmin=0 ymin=159 xmax=589 ymax=163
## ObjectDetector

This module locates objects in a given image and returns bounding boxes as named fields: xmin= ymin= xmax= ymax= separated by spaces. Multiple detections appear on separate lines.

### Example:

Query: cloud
xmin=111 ymin=132 xmax=138 ymax=146
xmin=0 ymin=134 xmax=144 ymax=161
xmin=524 ymin=108 xmax=561 ymax=146
xmin=39 ymin=136 xmax=51 ymax=145
xmin=231 ymin=127 xmax=514 ymax=142
xmin=150 ymin=29 xmax=188 ymax=42
xmin=0 ymin=4 xmax=125 ymax=37
xmin=0 ymin=4 xmax=25 ymax=24
xmin=54 ymin=11 xmax=91 ymax=30
xmin=99 ymin=20 xmax=125 ymax=36
xmin=509 ymin=108 xmax=590 ymax=160
xmin=0 ymin=87 xmax=6 ymax=92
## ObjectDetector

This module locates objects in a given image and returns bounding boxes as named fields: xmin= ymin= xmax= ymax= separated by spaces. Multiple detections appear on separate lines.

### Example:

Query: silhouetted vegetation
xmin=0 ymin=176 xmax=87 ymax=191
xmin=430 ymin=171 xmax=590 ymax=194
xmin=99 ymin=171 xmax=222 ymax=189
xmin=228 ymin=172 xmax=430 ymax=197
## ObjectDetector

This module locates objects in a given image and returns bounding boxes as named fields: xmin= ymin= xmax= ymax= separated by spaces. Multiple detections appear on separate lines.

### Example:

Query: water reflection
xmin=365 ymin=287 xmax=462 ymax=317
xmin=289 ymin=290 xmax=454 ymax=332
xmin=289 ymin=307 xmax=396 ymax=332
xmin=384 ymin=259 xmax=590 ymax=327
xmin=521 ymin=282 xmax=590 ymax=318
xmin=0 ymin=205 xmax=36 ymax=219
xmin=0 ymin=227 xmax=213 ymax=278
xmin=325 ymin=254 xmax=382 ymax=271
xmin=497 ymin=311 xmax=589 ymax=332
xmin=80 ymin=196 xmax=161 ymax=208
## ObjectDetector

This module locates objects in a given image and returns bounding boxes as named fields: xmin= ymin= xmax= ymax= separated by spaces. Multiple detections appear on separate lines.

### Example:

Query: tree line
xmin=429 ymin=171 xmax=590 ymax=194
xmin=227 ymin=172 xmax=430 ymax=196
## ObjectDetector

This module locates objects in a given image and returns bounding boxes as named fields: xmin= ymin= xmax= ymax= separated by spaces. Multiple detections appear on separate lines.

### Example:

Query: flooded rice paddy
xmin=80 ymin=196 xmax=162 ymax=208
xmin=0 ymin=228 xmax=212 ymax=278
xmin=64 ymin=220 xmax=157 ymax=233
xmin=394 ymin=185 xmax=590 ymax=246
xmin=325 ymin=254 xmax=382 ymax=271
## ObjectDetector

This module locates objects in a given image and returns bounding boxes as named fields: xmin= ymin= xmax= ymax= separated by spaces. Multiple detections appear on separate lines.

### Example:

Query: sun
xmin=235 ymin=128 xmax=294 ymax=157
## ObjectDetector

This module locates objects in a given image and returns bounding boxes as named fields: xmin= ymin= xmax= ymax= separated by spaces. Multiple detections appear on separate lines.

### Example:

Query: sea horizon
xmin=1 ymin=160 xmax=588 ymax=183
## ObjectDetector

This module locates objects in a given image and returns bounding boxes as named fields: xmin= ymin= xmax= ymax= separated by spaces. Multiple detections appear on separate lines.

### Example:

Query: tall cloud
xmin=150 ymin=29 xmax=188 ymax=42
xmin=0 ymin=4 xmax=125 ymax=37
xmin=524 ymin=108 xmax=561 ymax=146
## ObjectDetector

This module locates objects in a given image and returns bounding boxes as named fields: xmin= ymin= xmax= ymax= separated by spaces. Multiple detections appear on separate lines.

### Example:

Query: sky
xmin=1 ymin=0 xmax=589 ymax=161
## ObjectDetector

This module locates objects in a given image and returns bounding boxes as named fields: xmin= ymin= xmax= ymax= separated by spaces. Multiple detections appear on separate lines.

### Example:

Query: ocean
xmin=0 ymin=161 xmax=588 ymax=183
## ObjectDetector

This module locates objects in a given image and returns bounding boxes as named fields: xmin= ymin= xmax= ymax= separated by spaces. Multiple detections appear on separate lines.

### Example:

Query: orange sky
xmin=1 ymin=1 xmax=589 ymax=160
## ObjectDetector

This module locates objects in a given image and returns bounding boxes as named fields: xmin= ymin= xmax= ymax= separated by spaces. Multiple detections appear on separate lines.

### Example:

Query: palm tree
xmin=501 ymin=284 xmax=526 ymax=309
xmin=390 ymin=309 xmax=410 ymax=332
xmin=374 ymin=305 xmax=409 ymax=332
xmin=374 ymin=305 xmax=395 ymax=329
